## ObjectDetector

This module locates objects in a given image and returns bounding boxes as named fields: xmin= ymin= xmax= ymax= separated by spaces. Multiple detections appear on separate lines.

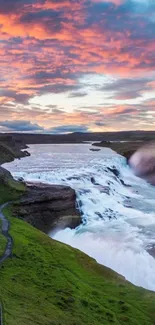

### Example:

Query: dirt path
xmin=0 ymin=203 xmax=12 ymax=264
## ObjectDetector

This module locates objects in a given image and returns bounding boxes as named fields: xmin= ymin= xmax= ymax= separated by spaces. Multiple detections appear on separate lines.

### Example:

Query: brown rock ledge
xmin=12 ymin=182 xmax=81 ymax=233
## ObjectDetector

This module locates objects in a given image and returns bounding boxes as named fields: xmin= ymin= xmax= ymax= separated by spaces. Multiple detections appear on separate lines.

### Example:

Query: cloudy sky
xmin=0 ymin=0 xmax=155 ymax=133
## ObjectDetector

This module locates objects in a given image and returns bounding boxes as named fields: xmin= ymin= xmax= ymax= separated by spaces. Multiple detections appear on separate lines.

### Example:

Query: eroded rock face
xmin=129 ymin=143 xmax=155 ymax=185
xmin=12 ymin=183 xmax=81 ymax=233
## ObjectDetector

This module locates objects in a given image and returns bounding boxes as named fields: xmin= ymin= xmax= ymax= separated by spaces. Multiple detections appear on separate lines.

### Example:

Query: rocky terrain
xmin=12 ymin=183 xmax=80 ymax=233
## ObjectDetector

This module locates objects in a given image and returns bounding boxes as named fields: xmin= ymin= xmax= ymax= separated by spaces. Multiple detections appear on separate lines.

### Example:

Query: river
xmin=3 ymin=143 xmax=155 ymax=291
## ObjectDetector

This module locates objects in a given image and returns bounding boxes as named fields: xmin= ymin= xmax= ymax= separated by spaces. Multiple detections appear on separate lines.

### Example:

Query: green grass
xmin=0 ymin=220 xmax=7 ymax=257
xmin=0 ymin=205 xmax=154 ymax=325
xmin=0 ymin=178 xmax=25 ymax=204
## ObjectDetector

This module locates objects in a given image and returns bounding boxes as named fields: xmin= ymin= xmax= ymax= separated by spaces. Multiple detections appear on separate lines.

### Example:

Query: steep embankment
xmin=0 ymin=205 xmax=155 ymax=325
xmin=0 ymin=167 xmax=26 ymax=204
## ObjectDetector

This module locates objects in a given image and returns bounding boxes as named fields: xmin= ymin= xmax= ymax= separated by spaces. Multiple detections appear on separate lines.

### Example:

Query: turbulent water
xmin=3 ymin=143 xmax=155 ymax=291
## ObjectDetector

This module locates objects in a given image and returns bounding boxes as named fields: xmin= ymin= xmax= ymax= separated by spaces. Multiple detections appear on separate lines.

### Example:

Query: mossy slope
xmin=0 ymin=168 xmax=25 ymax=204
xmin=0 ymin=207 xmax=154 ymax=325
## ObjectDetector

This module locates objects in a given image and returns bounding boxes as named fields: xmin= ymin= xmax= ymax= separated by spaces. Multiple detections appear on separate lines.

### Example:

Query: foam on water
xmin=3 ymin=144 xmax=155 ymax=290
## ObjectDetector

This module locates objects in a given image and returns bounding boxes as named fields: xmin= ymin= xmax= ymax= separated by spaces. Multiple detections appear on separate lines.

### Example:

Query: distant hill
xmin=1 ymin=130 xmax=155 ymax=144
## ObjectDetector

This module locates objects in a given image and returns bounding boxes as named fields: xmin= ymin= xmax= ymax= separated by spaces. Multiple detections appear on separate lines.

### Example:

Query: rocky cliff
xmin=12 ymin=183 xmax=81 ymax=233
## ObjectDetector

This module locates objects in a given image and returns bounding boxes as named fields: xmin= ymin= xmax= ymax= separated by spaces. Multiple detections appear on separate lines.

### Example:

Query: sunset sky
xmin=0 ymin=0 xmax=155 ymax=133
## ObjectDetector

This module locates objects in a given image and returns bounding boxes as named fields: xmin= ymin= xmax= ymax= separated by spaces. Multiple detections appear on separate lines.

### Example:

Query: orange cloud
xmin=0 ymin=0 xmax=154 ymax=131
xmin=92 ymin=0 xmax=124 ymax=5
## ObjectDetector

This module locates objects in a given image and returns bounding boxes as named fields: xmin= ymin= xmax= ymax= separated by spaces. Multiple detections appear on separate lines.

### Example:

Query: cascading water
xmin=3 ymin=143 xmax=155 ymax=291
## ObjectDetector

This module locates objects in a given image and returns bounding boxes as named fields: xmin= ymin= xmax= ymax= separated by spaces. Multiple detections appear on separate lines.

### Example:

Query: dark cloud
xmin=45 ymin=104 xmax=58 ymax=108
xmin=38 ymin=84 xmax=81 ymax=94
xmin=0 ymin=89 xmax=31 ymax=104
xmin=114 ymin=108 xmax=137 ymax=115
xmin=100 ymin=78 xmax=151 ymax=99
xmin=49 ymin=124 xmax=89 ymax=134
xmin=20 ymin=9 xmax=67 ymax=33
xmin=0 ymin=120 xmax=44 ymax=131
xmin=32 ymin=70 xmax=76 ymax=83
xmin=95 ymin=121 xmax=106 ymax=127
xmin=0 ymin=0 xmax=40 ymax=14
xmin=52 ymin=108 xmax=64 ymax=114
xmin=68 ymin=91 xmax=88 ymax=98
xmin=115 ymin=91 xmax=142 ymax=100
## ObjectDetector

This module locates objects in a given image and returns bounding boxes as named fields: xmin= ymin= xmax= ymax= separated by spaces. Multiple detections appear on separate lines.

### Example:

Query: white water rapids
xmin=3 ymin=143 xmax=155 ymax=291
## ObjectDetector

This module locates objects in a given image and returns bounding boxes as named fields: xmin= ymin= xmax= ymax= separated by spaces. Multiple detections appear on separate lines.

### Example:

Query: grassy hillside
xmin=0 ymin=167 xmax=25 ymax=204
xmin=0 ymin=205 xmax=154 ymax=325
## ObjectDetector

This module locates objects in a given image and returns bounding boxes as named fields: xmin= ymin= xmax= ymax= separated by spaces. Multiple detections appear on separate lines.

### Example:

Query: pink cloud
xmin=92 ymin=0 xmax=124 ymax=5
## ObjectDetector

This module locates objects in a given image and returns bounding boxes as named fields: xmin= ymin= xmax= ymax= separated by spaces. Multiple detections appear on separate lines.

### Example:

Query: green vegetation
xmin=0 ymin=137 xmax=26 ymax=203
xmin=0 ymin=220 xmax=7 ymax=257
xmin=0 ymin=172 xmax=25 ymax=204
xmin=0 ymin=205 xmax=154 ymax=325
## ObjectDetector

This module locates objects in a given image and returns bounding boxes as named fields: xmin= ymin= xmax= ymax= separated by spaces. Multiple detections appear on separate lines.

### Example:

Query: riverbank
xmin=92 ymin=141 xmax=144 ymax=160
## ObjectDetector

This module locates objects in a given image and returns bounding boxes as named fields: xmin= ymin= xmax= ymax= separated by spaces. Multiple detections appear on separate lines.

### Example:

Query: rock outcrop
xmin=12 ymin=183 xmax=81 ymax=233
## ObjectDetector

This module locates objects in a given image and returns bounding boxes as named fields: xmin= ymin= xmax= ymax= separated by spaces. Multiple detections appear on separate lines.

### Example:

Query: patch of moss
xmin=0 ymin=179 xmax=25 ymax=204
xmin=0 ymin=205 xmax=154 ymax=325
xmin=0 ymin=166 xmax=26 ymax=204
